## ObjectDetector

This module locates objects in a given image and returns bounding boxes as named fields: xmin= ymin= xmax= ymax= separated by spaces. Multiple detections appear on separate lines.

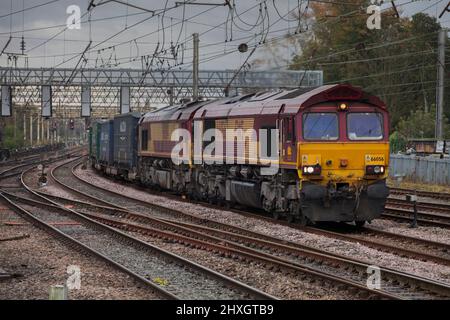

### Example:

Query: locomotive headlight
xmin=338 ymin=103 xmax=348 ymax=111
xmin=302 ymin=165 xmax=321 ymax=175
xmin=366 ymin=165 xmax=385 ymax=175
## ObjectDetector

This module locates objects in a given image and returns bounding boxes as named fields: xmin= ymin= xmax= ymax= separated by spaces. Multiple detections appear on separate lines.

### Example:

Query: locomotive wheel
xmin=286 ymin=214 xmax=296 ymax=223
xmin=261 ymin=196 xmax=274 ymax=214
xmin=288 ymin=202 xmax=302 ymax=224
xmin=225 ymin=201 xmax=235 ymax=209
xmin=298 ymin=214 xmax=308 ymax=226
xmin=355 ymin=221 xmax=366 ymax=228
xmin=272 ymin=211 xmax=280 ymax=220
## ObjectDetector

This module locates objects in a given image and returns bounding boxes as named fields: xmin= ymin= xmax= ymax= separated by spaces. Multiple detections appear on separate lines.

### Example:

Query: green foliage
xmin=286 ymin=0 xmax=448 ymax=132
xmin=396 ymin=109 xmax=450 ymax=139
xmin=1 ymin=123 xmax=24 ymax=149
xmin=389 ymin=131 xmax=406 ymax=153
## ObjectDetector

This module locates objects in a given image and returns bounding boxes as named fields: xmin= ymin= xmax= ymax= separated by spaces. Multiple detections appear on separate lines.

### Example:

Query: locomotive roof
xmin=140 ymin=99 xmax=216 ymax=123
xmin=140 ymin=84 xmax=386 ymax=123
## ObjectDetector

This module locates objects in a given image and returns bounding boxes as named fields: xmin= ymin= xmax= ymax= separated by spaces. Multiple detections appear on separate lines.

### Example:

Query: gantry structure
xmin=0 ymin=67 xmax=323 ymax=118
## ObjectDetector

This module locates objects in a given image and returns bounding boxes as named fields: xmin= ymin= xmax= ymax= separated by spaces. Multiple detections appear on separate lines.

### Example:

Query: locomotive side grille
xmin=215 ymin=118 xmax=258 ymax=164
xmin=147 ymin=122 xmax=180 ymax=155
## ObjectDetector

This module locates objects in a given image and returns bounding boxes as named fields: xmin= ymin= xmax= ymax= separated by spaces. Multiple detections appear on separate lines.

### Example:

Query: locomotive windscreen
xmin=302 ymin=113 xmax=338 ymax=140
xmin=347 ymin=113 xmax=383 ymax=140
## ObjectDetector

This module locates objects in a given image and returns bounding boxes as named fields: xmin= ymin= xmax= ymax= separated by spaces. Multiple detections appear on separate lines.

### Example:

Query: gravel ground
xmin=132 ymin=232 xmax=355 ymax=300
xmin=73 ymin=167 xmax=450 ymax=284
xmin=23 ymin=159 xmax=91 ymax=203
xmin=60 ymin=225 xmax=255 ymax=300
xmin=25 ymin=161 xmax=359 ymax=299
xmin=0 ymin=203 xmax=161 ymax=300
xmin=8 ymin=191 xmax=262 ymax=300
xmin=368 ymin=219 xmax=450 ymax=245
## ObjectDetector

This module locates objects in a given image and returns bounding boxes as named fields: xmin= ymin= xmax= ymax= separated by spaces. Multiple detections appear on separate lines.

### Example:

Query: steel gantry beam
xmin=0 ymin=67 xmax=323 ymax=117
xmin=0 ymin=67 xmax=323 ymax=89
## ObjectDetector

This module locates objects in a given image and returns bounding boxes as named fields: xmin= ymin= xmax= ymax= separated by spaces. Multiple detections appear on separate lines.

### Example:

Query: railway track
xmin=0 ymin=153 xmax=44 ymax=167
xmin=0 ymin=147 xmax=85 ymax=181
xmin=0 ymin=153 xmax=179 ymax=299
xmin=390 ymin=187 xmax=450 ymax=202
xmin=0 ymin=162 xmax=47 ymax=180
xmin=32 ymin=186 xmax=450 ymax=268
xmin=8 ymin=162 xmax=275 ymax=300
xmin=382 ymin=206 xmax=450 ymax=228
xmin=382 ymin=188 xmax=450 ymax=228
xmin=1 ymin=192 xmax=272 ymax=300
xmin=383 ymin=195 xmax=450 ymax=228
xmin=2 ymin=190 xmax=395 ymax=300
xmin=386 ymin=198 xmax=450 ymax=215
xmin=71 ymin=160 xmax=450 ymax=266
xmin=43 ymin=158 xmax=450 ymax=299
xmin=0 ymin=144 xmax=67 ymax=166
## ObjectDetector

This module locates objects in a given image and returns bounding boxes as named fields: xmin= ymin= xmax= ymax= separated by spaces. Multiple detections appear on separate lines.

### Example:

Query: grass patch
xmin=387 ymin=178 xmax=450 ymax=193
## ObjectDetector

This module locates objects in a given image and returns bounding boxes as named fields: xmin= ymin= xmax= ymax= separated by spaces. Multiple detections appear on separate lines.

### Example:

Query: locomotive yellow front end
xmin=296 ymin=98 xmax=390 ymax=225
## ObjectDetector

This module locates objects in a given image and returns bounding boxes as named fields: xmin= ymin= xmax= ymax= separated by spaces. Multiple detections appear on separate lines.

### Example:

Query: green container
xmin=89 ymin=120 xmax=104 ymax=161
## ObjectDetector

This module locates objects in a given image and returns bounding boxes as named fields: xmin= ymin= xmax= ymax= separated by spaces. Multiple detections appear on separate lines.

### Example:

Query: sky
xmin=0 ymin=0 xmax=448 ymax=72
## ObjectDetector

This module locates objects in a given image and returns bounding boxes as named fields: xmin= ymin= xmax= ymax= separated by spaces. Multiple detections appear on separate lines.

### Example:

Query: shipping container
xmin=113 ymin=112 xmax=141 ymax=171
xmin=99 ymin=119 xmax=114 ymax=166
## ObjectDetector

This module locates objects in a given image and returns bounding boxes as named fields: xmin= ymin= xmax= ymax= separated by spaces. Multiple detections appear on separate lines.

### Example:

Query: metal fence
xmin=389 ymin=154 xmax=450 ymax=185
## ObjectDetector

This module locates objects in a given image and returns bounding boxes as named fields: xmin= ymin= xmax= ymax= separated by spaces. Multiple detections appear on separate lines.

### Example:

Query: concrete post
xmin=37 ymin=116 xmax=40 ymax=144
xmin=47 ymin=121 xmax=50 ymax=144
xmin=29 ymin=113 xmax=33 ymax=146
xmin=41 ymin=116 xmax=44 ymax=144
xmin=193 ymin=33 xmax=199 ymax=101
xmin=435 ymin=28 xmax=446 ymax=139
xmin=49 ymin=285 xmax=68 ymax=300
xmin=23 ymin=112 xmax=26 ymax=143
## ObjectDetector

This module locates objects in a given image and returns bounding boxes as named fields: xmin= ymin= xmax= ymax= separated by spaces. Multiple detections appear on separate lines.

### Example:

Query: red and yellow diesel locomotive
xmin=90 ymin=84 xmax=390 ymax=226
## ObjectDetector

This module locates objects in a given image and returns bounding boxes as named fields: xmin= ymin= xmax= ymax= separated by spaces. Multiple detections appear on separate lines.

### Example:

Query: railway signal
xmin=37 ymin=163 xmax=47 ymax=186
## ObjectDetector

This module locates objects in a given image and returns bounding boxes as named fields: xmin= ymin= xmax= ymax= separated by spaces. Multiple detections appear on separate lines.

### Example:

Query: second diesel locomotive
xmin=89 ymin=84 xmax=390 ymax=226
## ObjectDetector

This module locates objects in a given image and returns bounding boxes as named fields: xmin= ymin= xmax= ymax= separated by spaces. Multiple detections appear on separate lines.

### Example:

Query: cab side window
xmin=141 ymin=129 xmax=148 ymax=151
xmin=284 ymin=117 xmax=295 ymax=142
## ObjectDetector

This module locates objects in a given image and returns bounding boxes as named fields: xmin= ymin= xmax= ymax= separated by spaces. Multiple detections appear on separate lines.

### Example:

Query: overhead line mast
xmin=193 ymin=33 xmax=199 ymax=101
xmin=435 ymin=28 xmax=447 ymax=140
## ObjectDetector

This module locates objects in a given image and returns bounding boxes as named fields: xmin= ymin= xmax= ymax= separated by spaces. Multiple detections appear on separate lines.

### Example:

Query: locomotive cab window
xmin=347 ymin=113 xmax=383 ymax=140
xmin=303 ymin=113 xmax=338 ymax=140
xmin=283 ymin=117 xmax=295 ymax=142
xmin=141 ymin=129 xmax=148 ymax=151
xmin=261 ymin=125 xmax=276 ymax=158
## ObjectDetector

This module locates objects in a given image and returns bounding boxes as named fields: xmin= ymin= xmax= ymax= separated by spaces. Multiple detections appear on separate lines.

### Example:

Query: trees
xmin=397 ymin=108 xmax=450 ymax=140
xmin=261 ymin=0 xmax=448 ymax=137
xmin=0 ymin=123 xmax=24 ymax=149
